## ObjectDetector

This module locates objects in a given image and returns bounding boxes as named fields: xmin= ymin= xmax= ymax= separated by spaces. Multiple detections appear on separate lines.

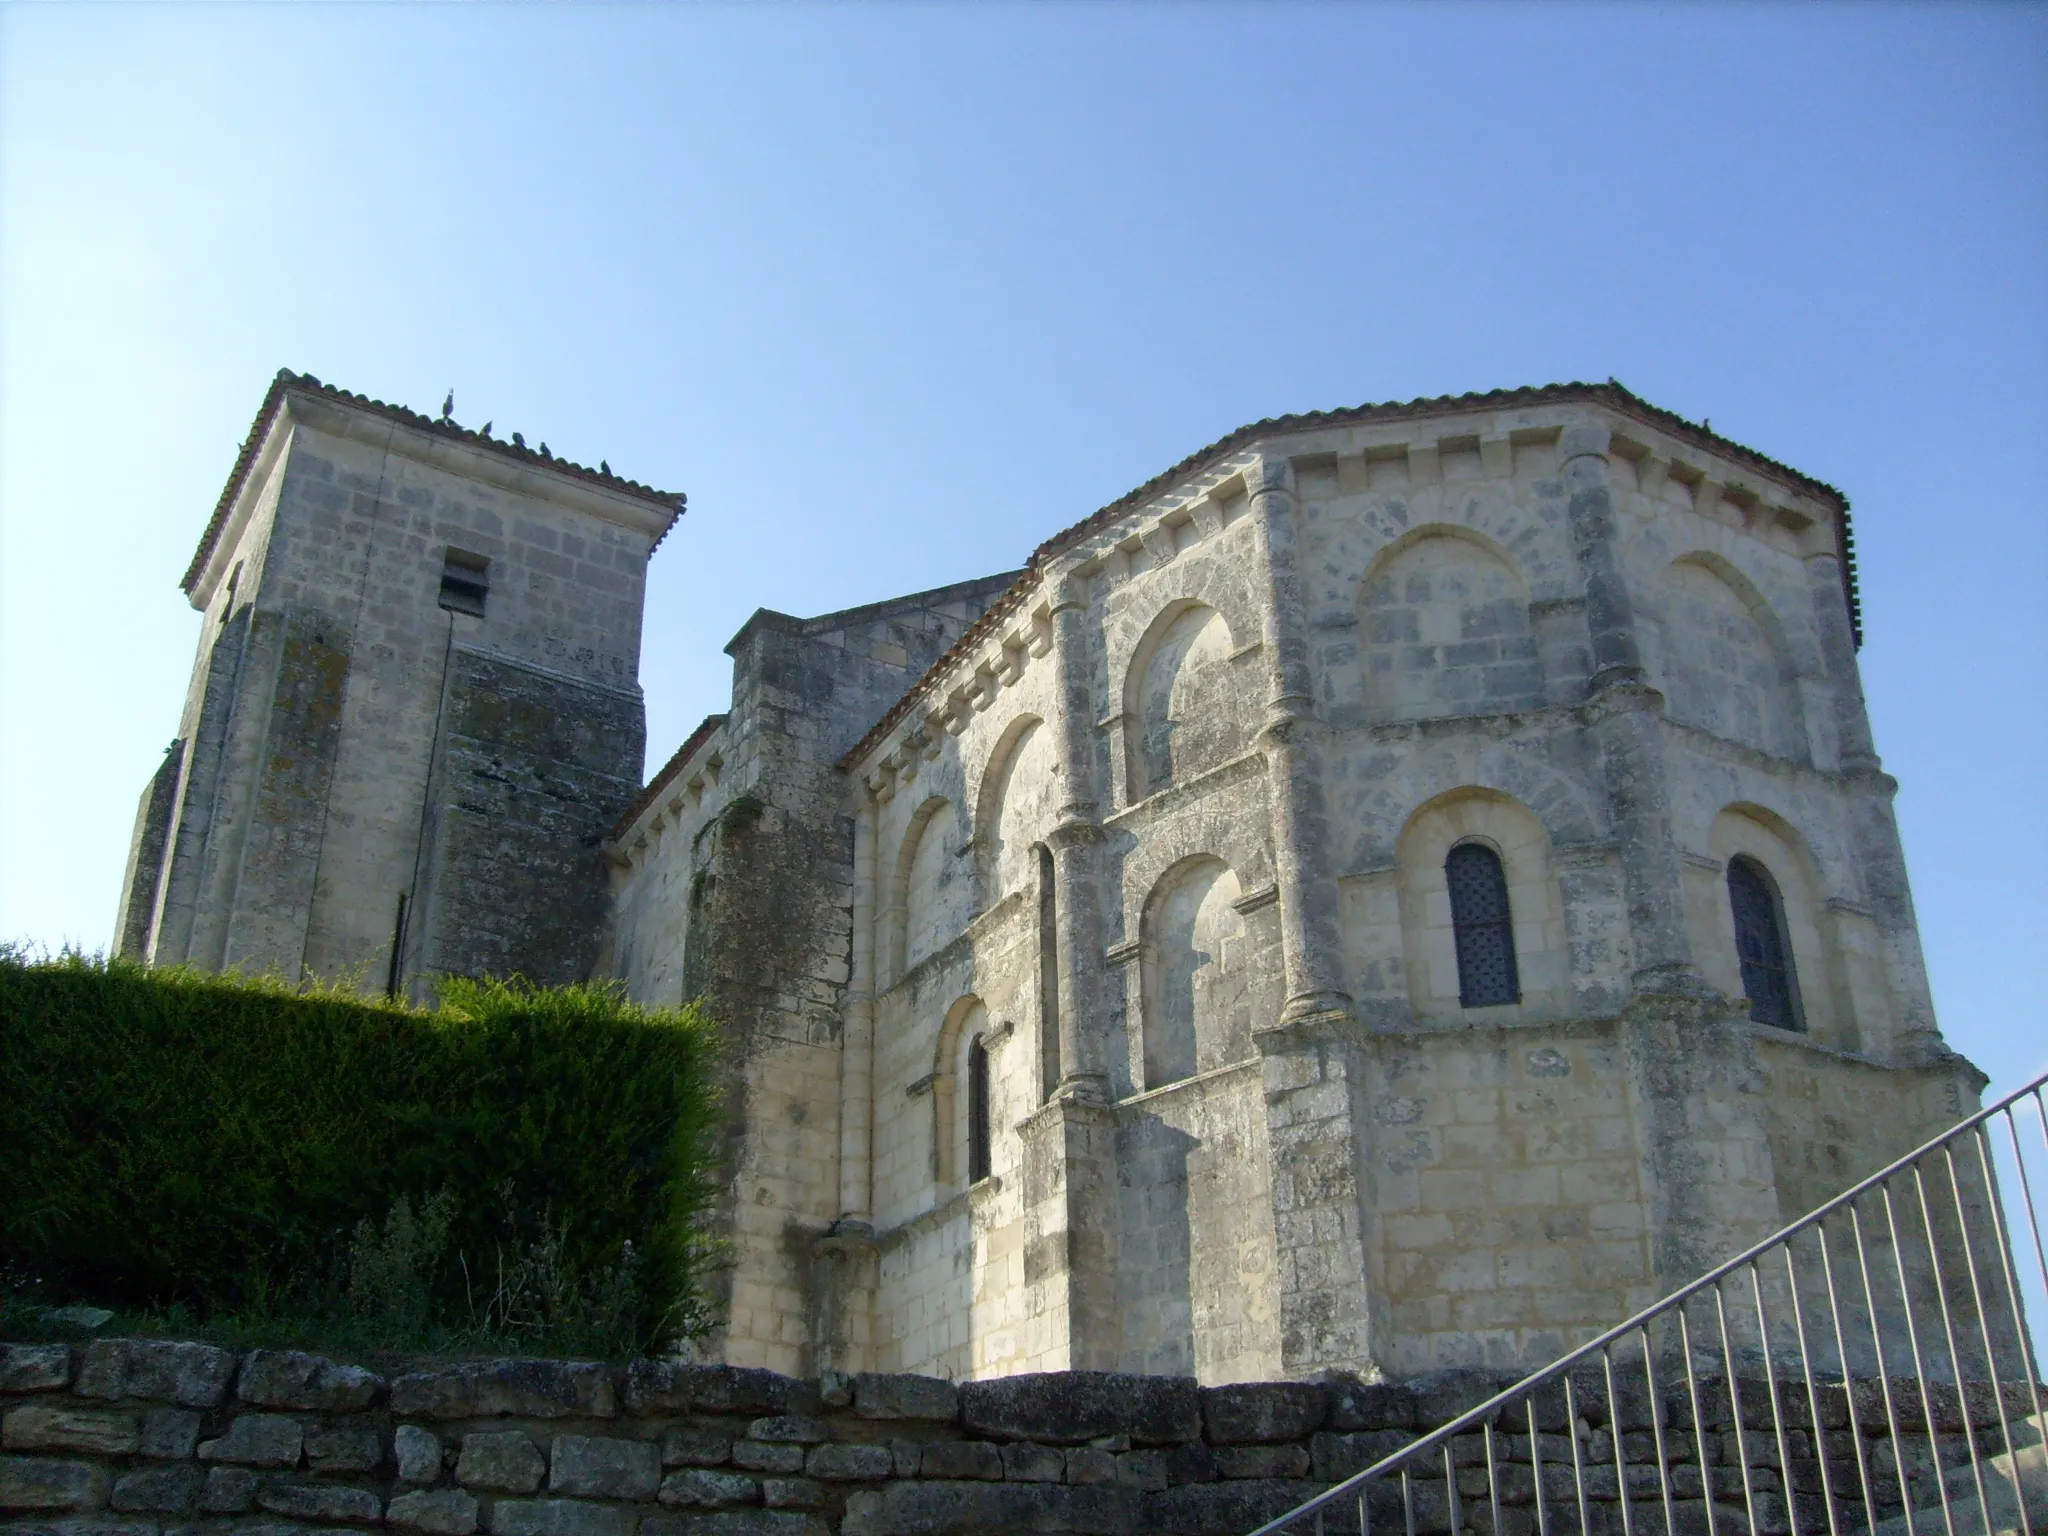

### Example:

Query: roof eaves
xmin=838 ymin=381 xmax=1864 ymax=771
xmin=609 ymin=713 xmax=731 ymax=844
xmin=181 ymin=369 xmax=688 ymax=594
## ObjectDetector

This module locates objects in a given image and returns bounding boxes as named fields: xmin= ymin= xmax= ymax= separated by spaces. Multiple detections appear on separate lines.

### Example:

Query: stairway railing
xmin=1248 ymin=1067 xmax=2048 ymax=1536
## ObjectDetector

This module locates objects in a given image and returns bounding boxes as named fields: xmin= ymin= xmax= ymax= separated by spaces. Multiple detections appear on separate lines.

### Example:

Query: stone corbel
xmin=1230 ymin=883 xmax=1280 ymax=915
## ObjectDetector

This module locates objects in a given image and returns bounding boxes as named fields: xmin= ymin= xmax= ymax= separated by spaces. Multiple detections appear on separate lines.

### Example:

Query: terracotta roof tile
xmin=181 ymin=369 xmax=686 ymax=594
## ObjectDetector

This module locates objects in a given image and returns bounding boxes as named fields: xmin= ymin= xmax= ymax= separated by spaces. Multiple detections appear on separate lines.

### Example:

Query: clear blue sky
xmin=3 ymin=3 xmax=2041 ymax=1099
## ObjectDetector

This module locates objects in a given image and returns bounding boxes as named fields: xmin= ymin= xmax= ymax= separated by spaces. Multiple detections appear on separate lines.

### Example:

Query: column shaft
xmin=1245 ymin=455 xmax=1351 ymax=1019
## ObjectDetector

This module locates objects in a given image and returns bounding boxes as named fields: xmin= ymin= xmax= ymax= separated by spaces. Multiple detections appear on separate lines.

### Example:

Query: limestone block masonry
xmin=8 ymin=1338 xmax=2025 ymax=1536
xmin=124 ymin=375 xmax=1985 ymax=1392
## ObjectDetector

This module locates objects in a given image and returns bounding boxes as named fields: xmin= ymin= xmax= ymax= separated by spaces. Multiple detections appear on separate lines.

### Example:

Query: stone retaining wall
xmin=2 ymin=1341 xmax=2037 ymax=1536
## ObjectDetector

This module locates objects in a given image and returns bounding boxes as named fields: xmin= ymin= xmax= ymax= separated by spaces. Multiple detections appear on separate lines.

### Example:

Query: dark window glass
xmin=1729 ymin=855 xmax=1803 ymax=1030
xmin=1447 ymin=842 xmax=1520 ymax=1007
xmin=967 ymin=1036 xmax=992 ymax=1184
xmin=439 ymin=548 xmax=490 ymax=616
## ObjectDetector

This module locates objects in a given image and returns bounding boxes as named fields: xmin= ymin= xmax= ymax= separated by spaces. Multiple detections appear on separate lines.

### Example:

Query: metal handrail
xmin=1248 ymin=1066 xmax=2048 ymax=1536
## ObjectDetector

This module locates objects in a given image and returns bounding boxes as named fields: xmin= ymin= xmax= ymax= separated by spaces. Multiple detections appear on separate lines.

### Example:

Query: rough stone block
xmin=1163 ymin=1444 xmax=1215 ymax=1485
xmin=660 ymin=1428 xmax=733 ymax=1468
xmin=137 ymin=1411 xmax=200 ymax=1462
xmin=550 ymin=1436 xmax=659 ymax=1501
xmin=4 ymin=1407 xmax=142 ymax=1456
xmin=387 ymin=1488 xmax=480 ymax=1535
xmin=803 ymin=1443 xmax=892 ymax=1481
xmin=1318 ymin=1384 xmax=1417 ymax=1441
xmin=646 ymin=1513 xmax=827 ymax=1536
xmin=889 ymin=1443 xmax=920 ymax=1477
xmin=1310 ymin=1430 xmax=1416 ymax=1483
xmin=488 ymin=1498 xmax=639 ymax=1536
xmin=1 ymin=1521 xmax=159 ymax=1536
xmin=1115 ymin=1451 xmax=1167 ymax=1493
xmin=1201 ymin=1383 xmax=1327 ymax=1445
xmin=760 ymin=1478 xmax=825 ymax=1510
xmin=1145 ymin=1477 xmax=1322 ymax=1536
xmin=396 ymin=1427 xmax=443 ymax=1485
xmin=197 ymin=1415 xmax=302 ymax=1469
xmin=456 ymin=1432 xmax=546 ymax=1494
xmin=745 ymin=1418 xmax=825 ymax=1446
xmin=1413 ymin=1369 xmax=1511 ymax=1430
xmin=393 ymin=1362 xmax=615 ymax=1421
xmin=838 ymin=1478 xmax=1140 ymax=1536
xmin=623 ymin=1365 xmax=816 ymax=1419
xmin=1064 ymin=1447 xmax=1117 ymax=1486
xmin=916 ymin=1442 xmax=1002 ymax=1481
xmin=238 ymin=1351 xmax=384 ymax=1414
xmin=305 ymin=1427 xmax=381 ymax=1474
xmin=1213 ymin=1445 xmax=1310 ymax=1480
xmin=256 ymin=1480 xmax=383 ymax=1524
xmin=959 ymin=1372 xmax=1200 ymax=1446
xmin=852 ymin=1375 xmax=958 ymax=1424
xmin=200 ymin=1467 xmax=256 ymax=1513
xmin=998 ymin=1443 xmax=1063 ymax=1484
xmin=110 ymin=1467 xmax=203 ymax=1515
xmin=0 ymin=1344 xmax=73 ymax=1393
xmin=0 ymin=1456 xmax=113 ymax=1510
xmin=76 ymin=1342 xmax=234 ymax=1409
xmin=658 ymin=1469 xmax=760 ymax=1509
xmin=729 ymin=1443 xmax=803 ymax=1475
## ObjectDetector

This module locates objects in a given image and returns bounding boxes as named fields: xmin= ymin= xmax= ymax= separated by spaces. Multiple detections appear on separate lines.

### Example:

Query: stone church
xmin=117 ymin=371 xmax=1983 ymax=1389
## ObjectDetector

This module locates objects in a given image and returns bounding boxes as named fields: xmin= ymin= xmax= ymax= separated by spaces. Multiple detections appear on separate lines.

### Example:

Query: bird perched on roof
xmin=540 ymin=443 xmax=552 ymax=459
xmin=512 ymin=432 xmax=525 ymax=449
xmin=441 ymin=390 xmax=454 ymax=419
xmin=480 ymin=422 xmax=492 ymax=437
xmin=601 ymin=460 xmax=611 ymax=475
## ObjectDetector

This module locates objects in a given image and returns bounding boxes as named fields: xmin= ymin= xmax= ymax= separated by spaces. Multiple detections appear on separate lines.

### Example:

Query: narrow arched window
xmin=966 ymin=1035 xmax=992 ymax=1184
xmin=1728 ymin=855 xmax=1802 ymax=1030
xmin=1446 ymin=842 xmax=1520 ymax=1007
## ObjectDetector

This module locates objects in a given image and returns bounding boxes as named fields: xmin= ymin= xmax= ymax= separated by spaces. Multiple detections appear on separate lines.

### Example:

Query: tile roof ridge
xmin=180 ymin=369 xmax=687 ymax=594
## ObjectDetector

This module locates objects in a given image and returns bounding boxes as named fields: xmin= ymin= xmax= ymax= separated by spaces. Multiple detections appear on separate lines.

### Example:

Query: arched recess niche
xmin=1394 ymin=789 xmax=1570 ymax=1025
xmin=1358 ymin=526 xmax=1543 ymax=723
xmin=975 ymin=715 xmax=1055 ymax=909
xmin=889 ymin=795 xmax=959 ymax=981
xmin=1648 ymin=554 xmax=1804 ymax=761
xmin=1122 ymin=601 xmax=1248 ymax=802
xmin=1139 ymin=855 xmax=1251 ymax=1090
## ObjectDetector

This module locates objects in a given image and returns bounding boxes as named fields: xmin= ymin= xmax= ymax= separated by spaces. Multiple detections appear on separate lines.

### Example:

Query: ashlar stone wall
xmin=10 ymin=1340 xmax=2034 ymax=1536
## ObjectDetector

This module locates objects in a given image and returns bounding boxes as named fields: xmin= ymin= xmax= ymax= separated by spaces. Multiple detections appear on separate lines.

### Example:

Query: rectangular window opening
xmin=438 ymin=548 xmax=490 ymax=616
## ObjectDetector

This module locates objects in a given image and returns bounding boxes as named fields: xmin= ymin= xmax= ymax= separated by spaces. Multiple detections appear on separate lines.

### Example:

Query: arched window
xmin=1446 ymin=842 xmax=1519 ymax=1007
xmin=1728 ymin=855 xmax=1803 ymax=1030
xmin=966 ymin=1035 xmax=992 ymax=1184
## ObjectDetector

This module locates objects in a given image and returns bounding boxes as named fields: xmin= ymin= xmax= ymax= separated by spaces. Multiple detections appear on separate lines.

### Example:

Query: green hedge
xmin=0 ymin=951 xmax=721 ymax=1350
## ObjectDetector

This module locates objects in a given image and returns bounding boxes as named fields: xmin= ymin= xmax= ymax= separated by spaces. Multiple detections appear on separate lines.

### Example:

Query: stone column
xmin=1046 ymin=571 xmax=1111 ymax=1103
xmin=838 ymin=791 xmax=878 ymax=1229
xmin=1253 ymin=1014 xmax=1379 ymax=1378
xmin=1560 ymin=423 xmax=1698 ymax=991
xmin=811 ymin=788 xmax=879 ymax=1375
xmin=1016 ymin=1095 xmax=1121 ymax=1371
xmin=1804 ymin=551 xmax=1943 ymax=1061
xmin=1244 ymin=454 xmax=1352 ymax=1021
xmin=1242 ymin=452 xmax=1376 ymax=1378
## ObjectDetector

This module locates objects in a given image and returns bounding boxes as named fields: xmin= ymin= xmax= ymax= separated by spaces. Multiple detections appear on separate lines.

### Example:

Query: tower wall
xmin=117 ymin=376 xmax=678 ymax=995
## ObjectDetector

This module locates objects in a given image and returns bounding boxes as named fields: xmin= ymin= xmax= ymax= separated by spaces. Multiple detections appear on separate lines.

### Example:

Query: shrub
xmin=0 ymin=951 xmax=722 ymax=1354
